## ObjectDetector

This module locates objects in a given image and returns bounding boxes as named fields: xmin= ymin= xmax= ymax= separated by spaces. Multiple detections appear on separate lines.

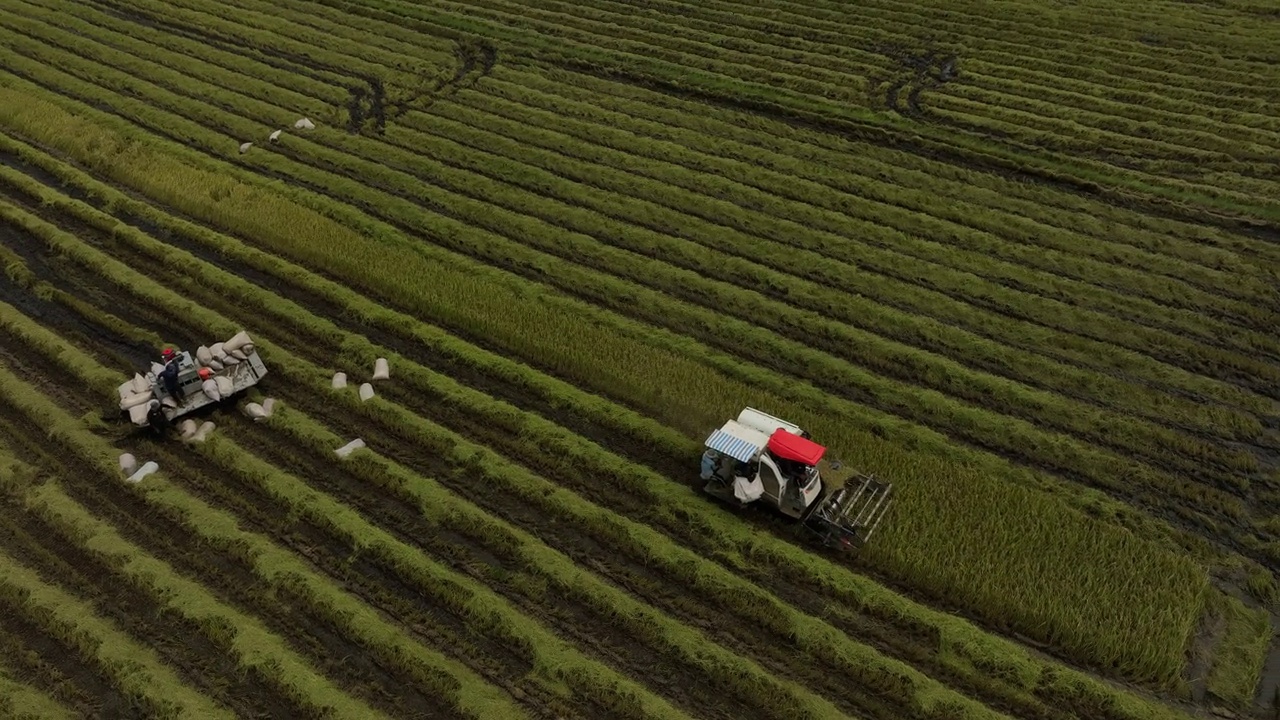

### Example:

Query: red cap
xmin=161 ymin=348 xmax=176 ymax=359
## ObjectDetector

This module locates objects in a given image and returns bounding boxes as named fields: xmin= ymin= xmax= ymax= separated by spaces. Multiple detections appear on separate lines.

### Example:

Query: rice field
xmin=0 ymin=0 xmax=1277 ymax=718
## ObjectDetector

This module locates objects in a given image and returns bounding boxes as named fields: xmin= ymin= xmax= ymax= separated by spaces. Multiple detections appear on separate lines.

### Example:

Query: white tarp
xmin=733 ymin=475 xmax=765 ymax=503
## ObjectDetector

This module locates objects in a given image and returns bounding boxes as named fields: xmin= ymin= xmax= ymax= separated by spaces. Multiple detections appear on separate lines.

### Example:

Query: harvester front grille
xmin=805 ymin=472 xmax=893 ymax=549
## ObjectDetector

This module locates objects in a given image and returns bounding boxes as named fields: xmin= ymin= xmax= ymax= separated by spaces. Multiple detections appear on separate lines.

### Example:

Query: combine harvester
xmin=700 ymin=407 xmax=893 ymax=550
xmin=116 ymin=330 xmax=268 ymax=433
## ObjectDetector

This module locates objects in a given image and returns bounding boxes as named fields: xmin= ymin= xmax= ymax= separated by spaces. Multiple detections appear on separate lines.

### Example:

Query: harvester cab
xmin=117 ymin=331 xmax=268 ymax=432
xmin=700 ymin=407 xmax=893 ymax=548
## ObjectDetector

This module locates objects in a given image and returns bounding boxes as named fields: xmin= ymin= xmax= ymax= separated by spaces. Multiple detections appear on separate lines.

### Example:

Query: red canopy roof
xmin=767 ymin=428 xmax=826 ymax=466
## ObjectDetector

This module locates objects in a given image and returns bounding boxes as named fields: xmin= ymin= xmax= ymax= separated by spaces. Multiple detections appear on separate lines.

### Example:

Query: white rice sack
xmin=210 ymin=342 xmax=228 ymax=360
xmin=150 ymin=361 xmax=165 ymax=376
xmin=118 ymin=380 xmax=135 ymax=401
xmin=131 ymin=373 xmax=149 ymax=394
xmin=119 ymin=453 xmax=137 ymax=475
xmin=161 ymin=396 xmax=178 ymax=409
xmin=242 ymin=342 xmax=255 ymax=354
xmin=335 ymin=438 xmax=365 ymax=458
xmin=229 ymin=349 xmax=248 ymax=361
xmin=358 ymin=383 xmax=374 ymax=401
xmin=126 ymin=461 xmax=158 ymax=484
xmin=215 ymin=375 xmax=234 ymax=397
xmin=223 ymin=331 xmax=252 ymax=352
xmin=261 ymin=397 xmax=276 ymax=416
xmin=243 ymin=402 xmax=267 ymax=420
xmin=372 ymin=357 xmax=389 ymax=381
xmin=119 ymin=390 xmax=153 ymax=411
xmin=331 ymin=372 xmax=347 ymax=389
xmin=179 ymin=419 xmax=198 ymax=439
xmin=222 ymin=354 xmax=241 ymax=366
xmin=196 ymin=345 xmax=213 ymax=365
xmin=127 ymin=402 xmax=151 ymax=426
xmin=208 ymin=359 xmax=224 ymax=371
xmin=202 ymin=378 xmax=222 ymax=402
xmin=192 ymin=421 xmax=215 ymax=443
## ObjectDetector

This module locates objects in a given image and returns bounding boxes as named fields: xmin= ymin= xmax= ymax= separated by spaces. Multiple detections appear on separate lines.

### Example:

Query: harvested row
xmin=432 ymin=0 xmax=1280 ymax=175
xmin=0 ymin=82 xmax=1228 ymax=681
xmin=0 ymin=22 xmax=1264 ymax=484
xmin=0 ymin=451 xmax=317 ymax=720
xmin=0 ymin=314 xmax=479 ymax=720
xmin=576 ymin=0 xmax=1280 ymax=148
xmin=6 ymin=26 xmax=1272 ymax=540
xmin=80 ymin=0 xmax=1280 ymax=397
xmin=0 ymin=313 xmax=688 ymax=720
xmin=301 ymin=0 xmax=1280 ymax=224
xmin=0 ymin=156 xmax=1013 ymax=717
xmin=0 ymin=121 xmax=1217 ymax=702
xmin=0 ymin=260 xmax=597 ymax=720
xmin=0 ymin=660 xmax=76 ymax=720
xmin=0 ymin=541 xmax=235 ymax=720
xmin=518 ymin=60 xmax=1280 ymax=271
xmin=0 ymin=155 xmax=1012 ymax=720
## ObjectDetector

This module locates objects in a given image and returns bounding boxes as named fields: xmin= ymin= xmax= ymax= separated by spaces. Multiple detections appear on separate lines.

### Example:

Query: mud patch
xmin=345 ymin=38 xmax=498 ymax=135
xmin=866 ymin=42 xmax=959 ymax=118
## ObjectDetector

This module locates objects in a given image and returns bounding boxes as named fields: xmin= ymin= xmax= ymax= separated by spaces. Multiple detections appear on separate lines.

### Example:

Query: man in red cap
xmin=158 ymin=347 xmax=184 ymax=404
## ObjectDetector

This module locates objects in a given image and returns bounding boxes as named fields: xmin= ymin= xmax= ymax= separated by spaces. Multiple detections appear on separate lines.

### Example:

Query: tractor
xmin=117 ymin=330 xmax=268 ymax=434
xmin=700 ymin=407 xmax=893 ymax=549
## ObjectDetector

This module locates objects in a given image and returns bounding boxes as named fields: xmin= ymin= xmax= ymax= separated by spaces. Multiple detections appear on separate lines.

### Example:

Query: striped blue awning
xmin=704 ymin=428 xmax=763 ymax=463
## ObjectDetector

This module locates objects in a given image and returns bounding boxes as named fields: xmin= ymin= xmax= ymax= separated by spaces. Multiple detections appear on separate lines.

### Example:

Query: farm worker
xmin=700 ymin=449 xmax=720 ymax=481
xmin=158 ymin=347 xmax=184 ymax=403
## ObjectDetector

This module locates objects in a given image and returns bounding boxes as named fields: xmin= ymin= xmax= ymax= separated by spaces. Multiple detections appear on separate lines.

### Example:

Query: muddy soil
xmin=0 ymin=492 xmax=296 ymax=719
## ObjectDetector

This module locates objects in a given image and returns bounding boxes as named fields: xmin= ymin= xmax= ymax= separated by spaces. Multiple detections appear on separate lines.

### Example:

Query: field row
xmin=5 ymin=4 xmax=1274 ymax=453
xmin=275 ymin=0 xmax=1280 ymax=225
xmin=114 ymin=0 xmax=1280 ymax=277
xmin=0 ymin=177 xmax=1120 ymax=720
xmin=1 ymin=83 xmax=1257 ymax=716
xmin=2 ymin=11 xmax=1275 ymax=568
xmin=0 ymin=75 xmax=1233 ymax=712
xmin=428 ymin=0 xmax=1280 ymax=174
xmin=84 ymin=0 xmax=1280 ymax=319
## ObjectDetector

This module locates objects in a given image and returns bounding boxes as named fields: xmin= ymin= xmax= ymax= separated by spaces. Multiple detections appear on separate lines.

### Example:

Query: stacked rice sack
xmin=192 ymin=331 xmax=255 ymax=401
xmin=117 ymin=372 xmax=155 ymax=425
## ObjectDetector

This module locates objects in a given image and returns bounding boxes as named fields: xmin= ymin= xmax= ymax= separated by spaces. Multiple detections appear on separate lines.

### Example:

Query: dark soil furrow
xmin=0 ymin=490 xmax=291 ymax=719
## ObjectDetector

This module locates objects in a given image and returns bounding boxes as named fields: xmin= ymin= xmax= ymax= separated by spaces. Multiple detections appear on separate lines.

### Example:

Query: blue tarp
xmin=704 ymin=427 xmax=763 ymax=463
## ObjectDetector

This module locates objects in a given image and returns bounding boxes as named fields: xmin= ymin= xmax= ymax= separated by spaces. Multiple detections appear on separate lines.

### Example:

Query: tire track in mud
xmin=0 ymin=249 xmax=468 ymax=720
xmin=0 ymin=164 xmax=1098 ymax=720
xmin=0 ymin=155 xmax=1214 ymax=720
